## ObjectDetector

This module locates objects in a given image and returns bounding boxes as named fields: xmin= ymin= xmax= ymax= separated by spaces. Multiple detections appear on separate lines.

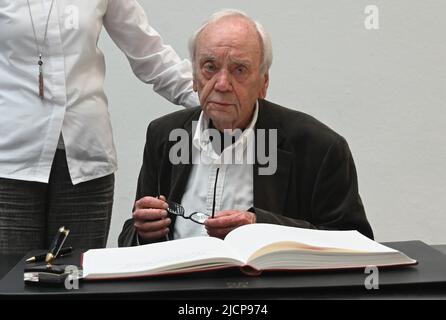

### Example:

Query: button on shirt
xmin=173 ymin=104 xmax=258 ymax=240
xmin=0 ymin=0 xmax=198 ymax=184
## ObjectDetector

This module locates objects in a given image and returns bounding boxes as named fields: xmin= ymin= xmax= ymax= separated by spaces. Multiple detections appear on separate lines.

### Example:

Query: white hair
xmin=188 ymin=9 xmax=273 ymax=74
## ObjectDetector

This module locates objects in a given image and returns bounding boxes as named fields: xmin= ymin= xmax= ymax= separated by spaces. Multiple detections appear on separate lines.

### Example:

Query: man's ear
xmin=193 ymin=78 xmax=198 ymax=92
xmin=259 ymin=72 xmax=269 ymax=99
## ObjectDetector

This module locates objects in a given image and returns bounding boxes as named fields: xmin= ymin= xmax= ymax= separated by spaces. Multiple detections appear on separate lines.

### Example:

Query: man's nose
xmin=214 ymin=70 xmax=232 ymax=92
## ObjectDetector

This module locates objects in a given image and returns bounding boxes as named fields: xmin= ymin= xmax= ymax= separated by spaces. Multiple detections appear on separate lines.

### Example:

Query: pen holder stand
xmin=24 ymin=264 xmax=83 ymax=287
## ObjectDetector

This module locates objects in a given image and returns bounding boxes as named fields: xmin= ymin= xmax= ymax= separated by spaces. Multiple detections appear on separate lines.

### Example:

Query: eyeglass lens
xmin=166 ymin=201 xmax=210 ymax=224
xmin=190 ymin=212 xmax=210 ymax=224
xmin=166 ymin=201 xmax=185 ymax=216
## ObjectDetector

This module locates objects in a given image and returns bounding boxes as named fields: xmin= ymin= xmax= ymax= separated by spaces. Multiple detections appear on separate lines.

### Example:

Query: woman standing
xmin=0 ymin=0 xmax=198 ymax=255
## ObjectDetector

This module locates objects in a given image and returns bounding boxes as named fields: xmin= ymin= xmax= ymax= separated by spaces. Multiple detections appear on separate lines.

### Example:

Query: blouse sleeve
xmin=103 ymin=0 xmax=199 ymax=108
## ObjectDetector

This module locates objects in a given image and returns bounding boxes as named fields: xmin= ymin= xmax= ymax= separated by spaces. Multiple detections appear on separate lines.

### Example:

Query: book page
xmin=224 ymin=224 xmax=398 ymax=263
xmin=83 ymin=236 xmax=244 ymax=279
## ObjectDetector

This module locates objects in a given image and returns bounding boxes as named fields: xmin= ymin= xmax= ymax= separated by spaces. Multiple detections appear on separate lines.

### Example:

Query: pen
xmin=45 ymin=226 xmax=70 ymax=264
xmin=26 ymin=246 xmax=73 ymax=263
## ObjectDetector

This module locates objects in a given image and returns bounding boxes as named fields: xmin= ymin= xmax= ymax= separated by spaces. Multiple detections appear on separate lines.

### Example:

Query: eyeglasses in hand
xmin=164 ymin=168 xmax=220 ymax=226
xmin=166 ymin=200 xmax=211 ymax=225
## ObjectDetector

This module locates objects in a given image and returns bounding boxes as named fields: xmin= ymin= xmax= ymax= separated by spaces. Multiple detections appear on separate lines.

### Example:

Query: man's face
xmin=193 ymin=17 xmax=269 ymax=131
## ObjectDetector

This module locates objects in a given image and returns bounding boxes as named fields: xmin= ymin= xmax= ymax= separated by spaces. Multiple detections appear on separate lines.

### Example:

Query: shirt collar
xmin=193 ymin=102 xmax=259 ymax=161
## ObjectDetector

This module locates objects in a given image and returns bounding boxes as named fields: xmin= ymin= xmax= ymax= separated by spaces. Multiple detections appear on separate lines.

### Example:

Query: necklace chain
xmin=27 ymin=0 xmax=55 ymax=56
xmin=26 ymin=0 xmax=55 ymax=100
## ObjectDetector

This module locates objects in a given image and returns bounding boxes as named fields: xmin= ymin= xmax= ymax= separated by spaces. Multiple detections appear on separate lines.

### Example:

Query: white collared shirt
xmin=173 ymin=104 xmax=258 ymax=239
xmin=0 ymin=0 xmax=198 ymax=184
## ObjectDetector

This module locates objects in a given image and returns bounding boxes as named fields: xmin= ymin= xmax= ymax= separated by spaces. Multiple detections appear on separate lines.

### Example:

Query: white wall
xmin=102 ymin=0 xmax=446 ymax=247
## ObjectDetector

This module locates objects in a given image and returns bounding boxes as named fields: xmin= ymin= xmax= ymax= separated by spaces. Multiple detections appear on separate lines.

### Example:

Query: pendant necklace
xmin=26 ymin=0 xmax=55 ymax=100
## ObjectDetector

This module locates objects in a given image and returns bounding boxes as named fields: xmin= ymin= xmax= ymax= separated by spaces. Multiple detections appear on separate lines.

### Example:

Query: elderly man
xmin=118 ymin=9 xmax=373 ymax=247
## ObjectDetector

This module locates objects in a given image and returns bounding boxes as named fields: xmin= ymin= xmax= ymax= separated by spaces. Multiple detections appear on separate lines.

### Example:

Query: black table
xmin=1 ymin=241 xmax=446 ymax=299
xmin=0 ymin=255 xmax=21 ymax=282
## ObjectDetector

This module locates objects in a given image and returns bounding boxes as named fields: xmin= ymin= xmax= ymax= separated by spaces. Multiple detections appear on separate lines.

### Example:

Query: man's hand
xmin=133 ymin=195 xmax=171 ymax=241
xmin=204 ymin=210 xmax=256 ymax=239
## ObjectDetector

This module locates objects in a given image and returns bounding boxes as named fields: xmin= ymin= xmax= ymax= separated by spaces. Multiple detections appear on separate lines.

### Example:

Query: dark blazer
xmin=118 ymin=99 xmax=373 ymax=247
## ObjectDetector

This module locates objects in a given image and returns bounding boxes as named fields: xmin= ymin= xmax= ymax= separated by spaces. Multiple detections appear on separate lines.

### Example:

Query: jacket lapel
xmin=166 ymin=109 xmax=201 ymax=203
xmin=165 ymin=110 xmax=199 ymax=239
xmin=253 ymin=100 xmax=293 ymax=214
xmin=169 ymin=163 xmax=192 ymax=204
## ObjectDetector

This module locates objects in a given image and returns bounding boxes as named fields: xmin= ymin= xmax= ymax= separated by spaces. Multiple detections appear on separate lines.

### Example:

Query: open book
xmin=82 ymin=224 xmax=417 ymax=280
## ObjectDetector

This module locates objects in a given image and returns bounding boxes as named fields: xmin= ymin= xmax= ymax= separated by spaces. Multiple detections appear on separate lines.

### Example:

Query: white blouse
xmin=0 ymin=0 xmax=198 ymax=184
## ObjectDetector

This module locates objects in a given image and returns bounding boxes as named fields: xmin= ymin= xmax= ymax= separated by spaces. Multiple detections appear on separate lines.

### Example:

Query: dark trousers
xmin=0 ymin=150 xmax=114 ymax=255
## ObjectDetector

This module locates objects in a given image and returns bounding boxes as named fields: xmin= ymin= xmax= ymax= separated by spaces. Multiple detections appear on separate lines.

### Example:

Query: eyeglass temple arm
xmin=211 ymin=168 xmax=220 ymax=218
